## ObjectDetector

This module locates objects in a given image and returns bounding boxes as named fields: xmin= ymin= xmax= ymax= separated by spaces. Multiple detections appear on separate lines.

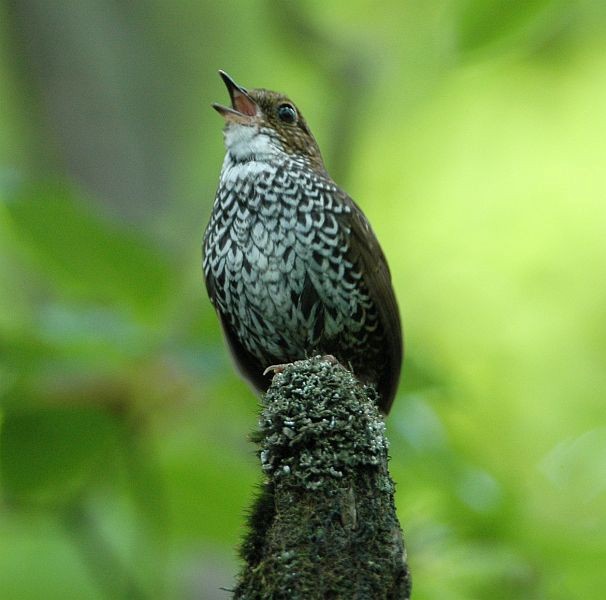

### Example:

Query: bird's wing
xmin=337 ymin=191 xmax=403 ymax=413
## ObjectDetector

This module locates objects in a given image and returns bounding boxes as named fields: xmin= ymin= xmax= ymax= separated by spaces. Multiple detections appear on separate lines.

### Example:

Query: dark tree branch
xmin=235 ymin=357 xmax=411 ymax=599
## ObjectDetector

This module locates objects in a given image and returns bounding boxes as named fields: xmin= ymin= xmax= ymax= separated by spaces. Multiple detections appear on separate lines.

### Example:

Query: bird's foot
xmin=319 ymin=354 xmax=339 ymax=366
xmin=263 ymin=355 xmax=342 ymax=378
xmin=263 ymin=363 xmax=290 ymax=377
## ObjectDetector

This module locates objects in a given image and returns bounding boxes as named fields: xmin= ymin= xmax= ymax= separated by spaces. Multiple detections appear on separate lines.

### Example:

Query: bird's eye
xmin=277 ymin=103 xmax=297 ymax=123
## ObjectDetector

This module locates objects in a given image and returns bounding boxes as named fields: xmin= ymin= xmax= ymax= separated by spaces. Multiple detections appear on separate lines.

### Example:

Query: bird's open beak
xmin=212 ymin=70 xmax=259 ymax=124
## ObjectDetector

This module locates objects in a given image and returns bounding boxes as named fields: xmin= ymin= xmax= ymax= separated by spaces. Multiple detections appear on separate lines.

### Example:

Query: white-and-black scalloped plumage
xmin=203 ymin=72 xmax=402 ymax=414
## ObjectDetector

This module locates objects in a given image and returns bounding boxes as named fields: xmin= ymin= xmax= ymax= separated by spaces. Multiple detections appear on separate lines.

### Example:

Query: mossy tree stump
xmin=234 ymin=357 xmax=411 ymax=599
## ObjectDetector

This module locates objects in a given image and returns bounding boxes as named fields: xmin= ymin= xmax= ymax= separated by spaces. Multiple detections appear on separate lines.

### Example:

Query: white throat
xmin=224 ymin=123 xmax=281 ymax=162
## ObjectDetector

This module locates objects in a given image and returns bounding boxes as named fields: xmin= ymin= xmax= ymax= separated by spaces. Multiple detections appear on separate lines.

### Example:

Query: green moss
xmin=235 ymin=357 xmax=411 ymax=599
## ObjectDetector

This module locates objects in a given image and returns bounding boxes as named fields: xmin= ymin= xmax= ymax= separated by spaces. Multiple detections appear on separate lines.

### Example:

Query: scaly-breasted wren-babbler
xmin=203 ymin=71 xmax=403 ymax=414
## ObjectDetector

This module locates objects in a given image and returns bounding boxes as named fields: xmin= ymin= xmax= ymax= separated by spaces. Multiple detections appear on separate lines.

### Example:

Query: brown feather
xmin=338 ymin=192 xmax=403 ymax=413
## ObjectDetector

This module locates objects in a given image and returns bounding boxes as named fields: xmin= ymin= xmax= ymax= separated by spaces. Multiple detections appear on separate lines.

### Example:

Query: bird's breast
xmin=204 ymin=156 xmax=361 ymax=362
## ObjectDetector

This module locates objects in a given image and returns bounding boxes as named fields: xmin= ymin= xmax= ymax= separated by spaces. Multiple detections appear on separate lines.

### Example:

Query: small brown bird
xmin=203 ymin=71 xmax=402 ymax=413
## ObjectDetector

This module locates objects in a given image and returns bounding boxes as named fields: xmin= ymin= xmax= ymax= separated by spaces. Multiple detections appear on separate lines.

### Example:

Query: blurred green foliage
xmin=1 ymin=1 xmax=606 ymax=598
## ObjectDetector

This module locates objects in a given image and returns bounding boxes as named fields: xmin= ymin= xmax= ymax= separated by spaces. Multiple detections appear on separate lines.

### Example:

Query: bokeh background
xmin=1 ymin=1 xmax=605 ymax=598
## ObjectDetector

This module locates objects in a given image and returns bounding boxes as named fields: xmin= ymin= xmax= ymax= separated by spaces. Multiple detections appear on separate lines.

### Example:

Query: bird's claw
xmin=263 ymin=363 xmax=289 ymax=377
xmin=264 ymin=355 xmax=341 ymax=378
xmin=320 ymin=354 xmax=339 ymax=366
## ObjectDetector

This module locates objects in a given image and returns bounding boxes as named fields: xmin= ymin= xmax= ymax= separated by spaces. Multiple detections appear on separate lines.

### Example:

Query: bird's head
xmin=213 ymin=70 xmax=324 ymax=170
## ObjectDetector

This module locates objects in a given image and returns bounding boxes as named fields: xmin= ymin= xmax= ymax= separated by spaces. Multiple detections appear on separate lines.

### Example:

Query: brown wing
xmin=338 ymin=192 xmax=403 ymax=414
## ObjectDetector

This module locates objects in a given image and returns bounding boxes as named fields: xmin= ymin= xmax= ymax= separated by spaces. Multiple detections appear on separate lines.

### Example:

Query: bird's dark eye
xmin=277 ymin=103 xmax=297 ymax=123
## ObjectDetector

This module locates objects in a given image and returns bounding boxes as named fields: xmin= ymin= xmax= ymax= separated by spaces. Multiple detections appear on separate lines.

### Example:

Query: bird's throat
xmin=224 ymin=123 xmax=281 ymax=163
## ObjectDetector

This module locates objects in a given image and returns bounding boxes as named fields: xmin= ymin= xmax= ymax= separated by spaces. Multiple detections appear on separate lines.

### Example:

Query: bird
xmin=203 ymin=70 xmax=402 ymax=414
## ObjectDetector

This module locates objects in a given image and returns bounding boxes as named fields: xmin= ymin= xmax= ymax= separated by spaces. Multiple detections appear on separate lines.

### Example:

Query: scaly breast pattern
xmin=203 ymin=155 xmax=376 ymax=368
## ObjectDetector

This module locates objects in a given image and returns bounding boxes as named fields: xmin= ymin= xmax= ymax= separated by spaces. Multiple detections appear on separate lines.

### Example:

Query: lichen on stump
xmin=234 ymin=356 xmax=411 ymax=600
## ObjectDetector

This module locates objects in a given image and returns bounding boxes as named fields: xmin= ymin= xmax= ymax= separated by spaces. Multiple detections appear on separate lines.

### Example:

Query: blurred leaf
xmin=540 ymin=427 xmax=606 ymax=506
xmin=399 ymin=353 xmax=449 ymax=393
xmin=0 ymin=515 xmax=102 ymax=600
xmin=2 ymin=181 xmax=174 ymax=320
xmin=0 ymin=327 xmax=134 ymax=416
xmin=34 ymin=303 xmax=150 ymax=363
xmin=456 ymin=0 xmax=563 ymax=55
xmin=0 ymin=407 xmax=117 ymax=504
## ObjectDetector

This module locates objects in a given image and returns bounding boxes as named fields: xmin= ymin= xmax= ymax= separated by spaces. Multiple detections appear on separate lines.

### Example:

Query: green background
xmin=1 ymin=1 xmax=605 ymax=598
